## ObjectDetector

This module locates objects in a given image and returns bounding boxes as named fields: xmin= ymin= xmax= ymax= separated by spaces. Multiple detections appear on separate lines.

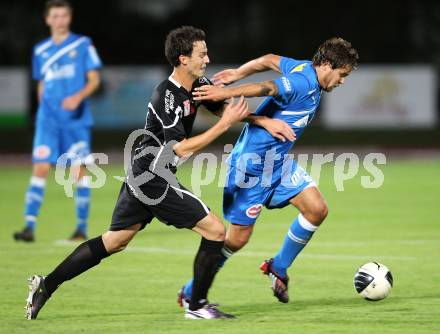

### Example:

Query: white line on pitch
xmin=54 ymin=240 xmax=417 ymax=261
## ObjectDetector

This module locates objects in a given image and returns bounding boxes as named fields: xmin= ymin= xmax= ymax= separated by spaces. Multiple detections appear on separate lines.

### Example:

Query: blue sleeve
xmin=32 ymin=49 xmax=42 ymax=81
xmin=272 ymin=73 xmax=310 ymax=108
xmin=279 ymin=57 xmax=298 ymax=75
xmin=84 ymin=38 xmax=102 ymax=71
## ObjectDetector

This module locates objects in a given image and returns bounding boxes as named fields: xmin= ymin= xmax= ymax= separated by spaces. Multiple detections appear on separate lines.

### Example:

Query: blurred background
xmin=1 ymin=0 xmax=440 ymax=156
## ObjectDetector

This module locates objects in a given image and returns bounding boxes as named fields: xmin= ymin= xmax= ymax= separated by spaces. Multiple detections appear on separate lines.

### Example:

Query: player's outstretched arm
xmin=212 ymin=54 xmax=282 ymax=85
xmin=173 ymin=97 xmax=249 ymax=157
xmin=205 ymin=104 xmax=295 ymax=142
xmin=193 ymin=80 xmax=278 ymax=102
xmin=246 ymin=116 xmax=296 ymax=142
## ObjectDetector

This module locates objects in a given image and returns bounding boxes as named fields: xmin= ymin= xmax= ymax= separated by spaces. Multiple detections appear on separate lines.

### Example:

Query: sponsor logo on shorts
xmin=33 ymin=145 xmax=51 ymax=159
xmin=246 ymin=204 xmax=263 ymax=218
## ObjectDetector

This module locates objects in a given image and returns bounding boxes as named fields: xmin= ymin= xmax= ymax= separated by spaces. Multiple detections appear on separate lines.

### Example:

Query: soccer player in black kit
xmin=24 ymin=26 xmax=252 ymax=320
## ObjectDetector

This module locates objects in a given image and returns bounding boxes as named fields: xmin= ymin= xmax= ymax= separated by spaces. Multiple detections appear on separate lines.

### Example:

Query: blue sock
xmin=75 ymin=178 xmax=90 ymax=235
xmin=272 ymin=214 xmax=318 ymax=277
xmin=183 ymin=245 xmax=234 ymax=298
xmin=24 ymin=176 xmax=46 ymax=231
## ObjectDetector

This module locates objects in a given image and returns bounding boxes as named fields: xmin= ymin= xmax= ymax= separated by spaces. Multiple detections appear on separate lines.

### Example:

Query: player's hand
xmin=62 ymin=93 xmax=83 ymax=111
xmin=211 ymin=69 xmax=242 ymax=85
xmin=193 ymin=85 xmax=229 ymax=102
xmin=220 ymin=96 xmax=250 ymax=126
xmin=259 ymin=117 xmax=296 ymax=142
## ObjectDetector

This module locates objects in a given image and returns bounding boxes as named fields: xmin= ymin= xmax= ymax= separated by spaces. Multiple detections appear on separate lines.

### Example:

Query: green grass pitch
xmin=1 ymin=159 xmax=439 ymax=333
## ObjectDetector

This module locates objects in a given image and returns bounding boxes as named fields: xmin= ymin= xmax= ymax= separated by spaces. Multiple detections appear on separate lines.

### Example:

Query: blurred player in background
xmin=13 ymin=0 xmax=102 ymax=242
xmin=179 ymin=37 xmax=358 ymax=305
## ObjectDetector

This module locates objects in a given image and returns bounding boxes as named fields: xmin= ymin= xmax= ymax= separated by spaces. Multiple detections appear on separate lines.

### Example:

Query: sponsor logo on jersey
xmin=164 ymin=89 xmax=175 ymax=114
xmin=33 ymin=145 xmax=51 ymax=159
xmin=45 ymin=63 xmax=75 ymax=81
xmin=246 ymin=204 xmax=263 ymax=218
xmin=281 ymin=77 xmax=292 ymax=92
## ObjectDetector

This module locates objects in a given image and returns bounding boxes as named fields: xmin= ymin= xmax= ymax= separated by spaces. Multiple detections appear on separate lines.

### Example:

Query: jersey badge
xmin=183 ymin=99 xmax=191 ymax=116
xmin=69 ymin=49 xmax=77 ymax=59
xmin=291 ymin=63 xmax=307 ymax=73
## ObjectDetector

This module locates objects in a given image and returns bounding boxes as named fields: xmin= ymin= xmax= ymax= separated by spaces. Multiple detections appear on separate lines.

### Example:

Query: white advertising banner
xmin=0 ymin=68 xmax=29 ymax=127
xmin=0 ymin=69 xmax=28 ymax=111
xmin=322 ymin=66 xmax=437 ymax=128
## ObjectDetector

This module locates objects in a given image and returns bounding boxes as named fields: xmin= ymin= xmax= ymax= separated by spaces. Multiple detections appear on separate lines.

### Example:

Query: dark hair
xmin=44 ymin=0 xmax=72 ymax=17
xmin=312 ymin=37 xmax=358 ymax=69
xmin=165 ymin=26 xmax=206 ymax=67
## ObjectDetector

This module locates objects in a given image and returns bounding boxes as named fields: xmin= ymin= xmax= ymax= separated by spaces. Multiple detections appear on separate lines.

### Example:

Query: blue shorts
xmin=223 ymin=162 xmax=316 ymax=225
xmin=32 ymin=119 xmax=91 ymax=165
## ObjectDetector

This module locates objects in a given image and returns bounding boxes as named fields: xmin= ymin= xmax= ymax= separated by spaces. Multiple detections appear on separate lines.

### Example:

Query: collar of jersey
xmin=51 ymin=32 xmax=76 ymax=48
xmin=310 ymin=64 xmax=322 ymax=91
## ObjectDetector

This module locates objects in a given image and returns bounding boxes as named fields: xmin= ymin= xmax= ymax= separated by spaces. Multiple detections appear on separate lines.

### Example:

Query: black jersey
xmin=132 ymin=76 xmax=223 ymax=175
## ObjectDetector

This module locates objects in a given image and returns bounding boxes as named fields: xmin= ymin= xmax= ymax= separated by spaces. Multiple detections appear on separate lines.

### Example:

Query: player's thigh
xmin=193 ymin=212 xmax=225 ymax=241
xmin=223 ymin=167 xmax=267 ymax=225
xmin=61 ymin=125 xmax=91 ymax=164
xmin=140 ymin=177 xmax=212 ymax=230
xmin=110 ymin=182 xmax=155 ymax=232
xmin=268 ymin=164 xmax=316 ymax=209
xmin=32 ymin=120 xmax=60 ymax=165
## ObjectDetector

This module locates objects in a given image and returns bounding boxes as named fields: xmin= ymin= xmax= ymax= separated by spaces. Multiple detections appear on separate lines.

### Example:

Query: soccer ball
xmin=354 ymin=262 xmax=393 ymax=301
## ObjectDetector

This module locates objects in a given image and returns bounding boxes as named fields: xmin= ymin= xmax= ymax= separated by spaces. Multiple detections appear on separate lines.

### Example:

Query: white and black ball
xmin=354 ymin=262 xmax=393 ymax=301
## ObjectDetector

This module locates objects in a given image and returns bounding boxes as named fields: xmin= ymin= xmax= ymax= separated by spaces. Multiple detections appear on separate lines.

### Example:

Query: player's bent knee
xmin=32 ymin=163 xmax=51 ymax=178
xmin=313 ymin=201 xmax=329 ymax=224
xmin=102 ymin=232 xmax=131 ymax=254
xmin=207 ymin=225 xmax=226 ymax=241
xmin=303 ymin=201 xmax=328 ymax=225
xmin=205 ymin=218 xmax=226 ymax=241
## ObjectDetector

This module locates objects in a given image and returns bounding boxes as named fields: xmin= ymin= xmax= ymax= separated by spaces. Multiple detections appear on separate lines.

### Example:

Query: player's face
xmin=187 ymin=41 xmax=210 ymax=78
xmin=323 ymin=65 xmax=353 ymax=92
xmin=46 ymin=7 xmax=71 ymax=35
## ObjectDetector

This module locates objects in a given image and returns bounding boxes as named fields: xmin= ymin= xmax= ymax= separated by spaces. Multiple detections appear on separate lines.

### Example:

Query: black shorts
xmin=110 ymin=175 xmax=210 ymax=231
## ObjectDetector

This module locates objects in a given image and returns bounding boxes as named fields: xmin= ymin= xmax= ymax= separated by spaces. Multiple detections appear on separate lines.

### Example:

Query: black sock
xmin=44 ymin=236 xmax=110 ymax=296
xmin=189 ymin=238 xmax=224 ymax=311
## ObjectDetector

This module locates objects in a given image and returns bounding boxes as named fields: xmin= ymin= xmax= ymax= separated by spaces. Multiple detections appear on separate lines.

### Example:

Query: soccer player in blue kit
xmin=14 ymin=0 xmax=102 ymax=242
xmin=179 ymin=38 xmax=358 ymax=305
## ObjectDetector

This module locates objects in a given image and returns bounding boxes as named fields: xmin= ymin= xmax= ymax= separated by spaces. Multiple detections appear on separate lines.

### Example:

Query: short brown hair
xmin=44 ymin=0 xmax=72 ymax=17
xmin=312 ymin=37 xmax=358 ymax=69
xmin=165 ymin=26 xmax=206 ymax=67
